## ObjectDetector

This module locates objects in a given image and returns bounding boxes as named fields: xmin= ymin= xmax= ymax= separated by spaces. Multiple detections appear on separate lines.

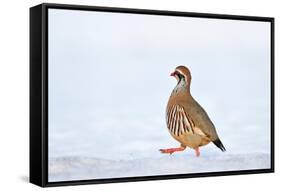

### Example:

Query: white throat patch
xmin=173 ymin=79 xmax=187 ymax=93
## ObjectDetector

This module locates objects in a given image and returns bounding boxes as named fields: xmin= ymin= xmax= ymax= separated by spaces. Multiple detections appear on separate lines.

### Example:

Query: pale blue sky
xmin=48 ymin=8 xmax=271 ymax=163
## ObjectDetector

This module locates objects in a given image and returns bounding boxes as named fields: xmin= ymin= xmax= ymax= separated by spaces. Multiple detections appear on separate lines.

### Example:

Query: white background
xmin=0 ymin=0 xmax=279 ymax=190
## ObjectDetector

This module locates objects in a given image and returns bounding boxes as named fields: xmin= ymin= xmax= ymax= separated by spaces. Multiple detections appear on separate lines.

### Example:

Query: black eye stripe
xmin=177 ymin=73 xmax=184 ymax=79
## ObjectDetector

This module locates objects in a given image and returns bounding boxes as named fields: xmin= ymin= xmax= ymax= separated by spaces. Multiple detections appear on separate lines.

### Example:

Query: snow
xmin=49 ymin=153 xmax=270 ymax=182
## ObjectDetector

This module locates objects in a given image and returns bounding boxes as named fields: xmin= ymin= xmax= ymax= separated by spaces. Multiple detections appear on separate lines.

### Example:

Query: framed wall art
xmin=30 ymin=3 xmax=274 ymax=187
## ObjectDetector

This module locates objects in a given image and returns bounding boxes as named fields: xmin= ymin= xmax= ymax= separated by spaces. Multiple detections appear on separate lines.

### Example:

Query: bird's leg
xmin=195 ymin=147 xmax=200 ymax=157
xmin=159 ymin=146 xmax=186 ymax=155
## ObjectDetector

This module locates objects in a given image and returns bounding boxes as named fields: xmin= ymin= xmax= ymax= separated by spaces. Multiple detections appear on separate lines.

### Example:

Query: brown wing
xmin=189 ymin=98 xmax=219 ymax=141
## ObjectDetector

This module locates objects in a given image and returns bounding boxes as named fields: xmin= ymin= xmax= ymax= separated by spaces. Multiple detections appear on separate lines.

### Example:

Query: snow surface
xmin=49 ymin=153 xmax=270 ymax=182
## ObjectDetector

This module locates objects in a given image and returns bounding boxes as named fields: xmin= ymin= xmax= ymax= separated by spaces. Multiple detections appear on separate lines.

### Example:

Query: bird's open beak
xmin=170 ymin=71 xmax=176 ymax=76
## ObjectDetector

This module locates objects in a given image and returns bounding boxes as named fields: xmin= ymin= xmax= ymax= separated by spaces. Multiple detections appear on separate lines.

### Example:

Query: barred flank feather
xmin=166 ymin=105 xmax=194 ymax=136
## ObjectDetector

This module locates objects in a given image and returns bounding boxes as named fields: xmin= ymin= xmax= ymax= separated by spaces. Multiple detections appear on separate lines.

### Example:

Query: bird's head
xmin=170 ymin=65 xmax=192 ymax=84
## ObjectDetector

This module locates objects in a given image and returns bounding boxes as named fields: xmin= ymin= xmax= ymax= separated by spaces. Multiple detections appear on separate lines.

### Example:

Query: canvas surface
xmin=48 ymin=9 xmax=271 ymax=181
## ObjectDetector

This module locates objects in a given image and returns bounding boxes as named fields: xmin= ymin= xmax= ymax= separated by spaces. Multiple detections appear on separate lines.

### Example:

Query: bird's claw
xmin=159 ymin=147 xmax=186 ymax=155
xmin=159 ymin=149 xmax=175 ymax=155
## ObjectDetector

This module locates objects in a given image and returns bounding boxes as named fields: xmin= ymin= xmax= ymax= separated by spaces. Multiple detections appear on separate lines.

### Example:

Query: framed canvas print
xmin=30 ymin=3 xmax=274 ymax=187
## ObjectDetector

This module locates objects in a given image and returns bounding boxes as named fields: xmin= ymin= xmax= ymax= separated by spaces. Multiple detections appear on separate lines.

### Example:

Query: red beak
xmin=170 ymin=71 xmax=176 ymax=76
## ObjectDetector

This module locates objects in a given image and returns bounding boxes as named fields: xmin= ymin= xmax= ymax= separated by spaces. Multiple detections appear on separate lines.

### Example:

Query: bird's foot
xmin=195 ymin=148 xmax=200 ymax=157
xmin=159 ymin=147 xmax=185 ymax=155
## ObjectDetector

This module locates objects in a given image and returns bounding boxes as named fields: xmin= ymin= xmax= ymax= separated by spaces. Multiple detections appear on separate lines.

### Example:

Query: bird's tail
xmin=213 ymin=138 xmax=226 ymax=152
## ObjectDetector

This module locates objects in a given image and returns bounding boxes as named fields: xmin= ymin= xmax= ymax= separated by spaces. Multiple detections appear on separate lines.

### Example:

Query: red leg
xmin=159 ymin=146 xmax=186 ymax=155
xmin=195 ymin=147 xmax=200 ymax=157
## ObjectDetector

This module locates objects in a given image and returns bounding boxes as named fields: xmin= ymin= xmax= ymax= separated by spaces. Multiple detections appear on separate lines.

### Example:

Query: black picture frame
xmin=30 ymin=3 xmax=275 ymax=187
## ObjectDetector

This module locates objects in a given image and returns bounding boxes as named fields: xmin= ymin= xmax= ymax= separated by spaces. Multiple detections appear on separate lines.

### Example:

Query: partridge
xmin=160 ymin=66 xmax=225 ymax=157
